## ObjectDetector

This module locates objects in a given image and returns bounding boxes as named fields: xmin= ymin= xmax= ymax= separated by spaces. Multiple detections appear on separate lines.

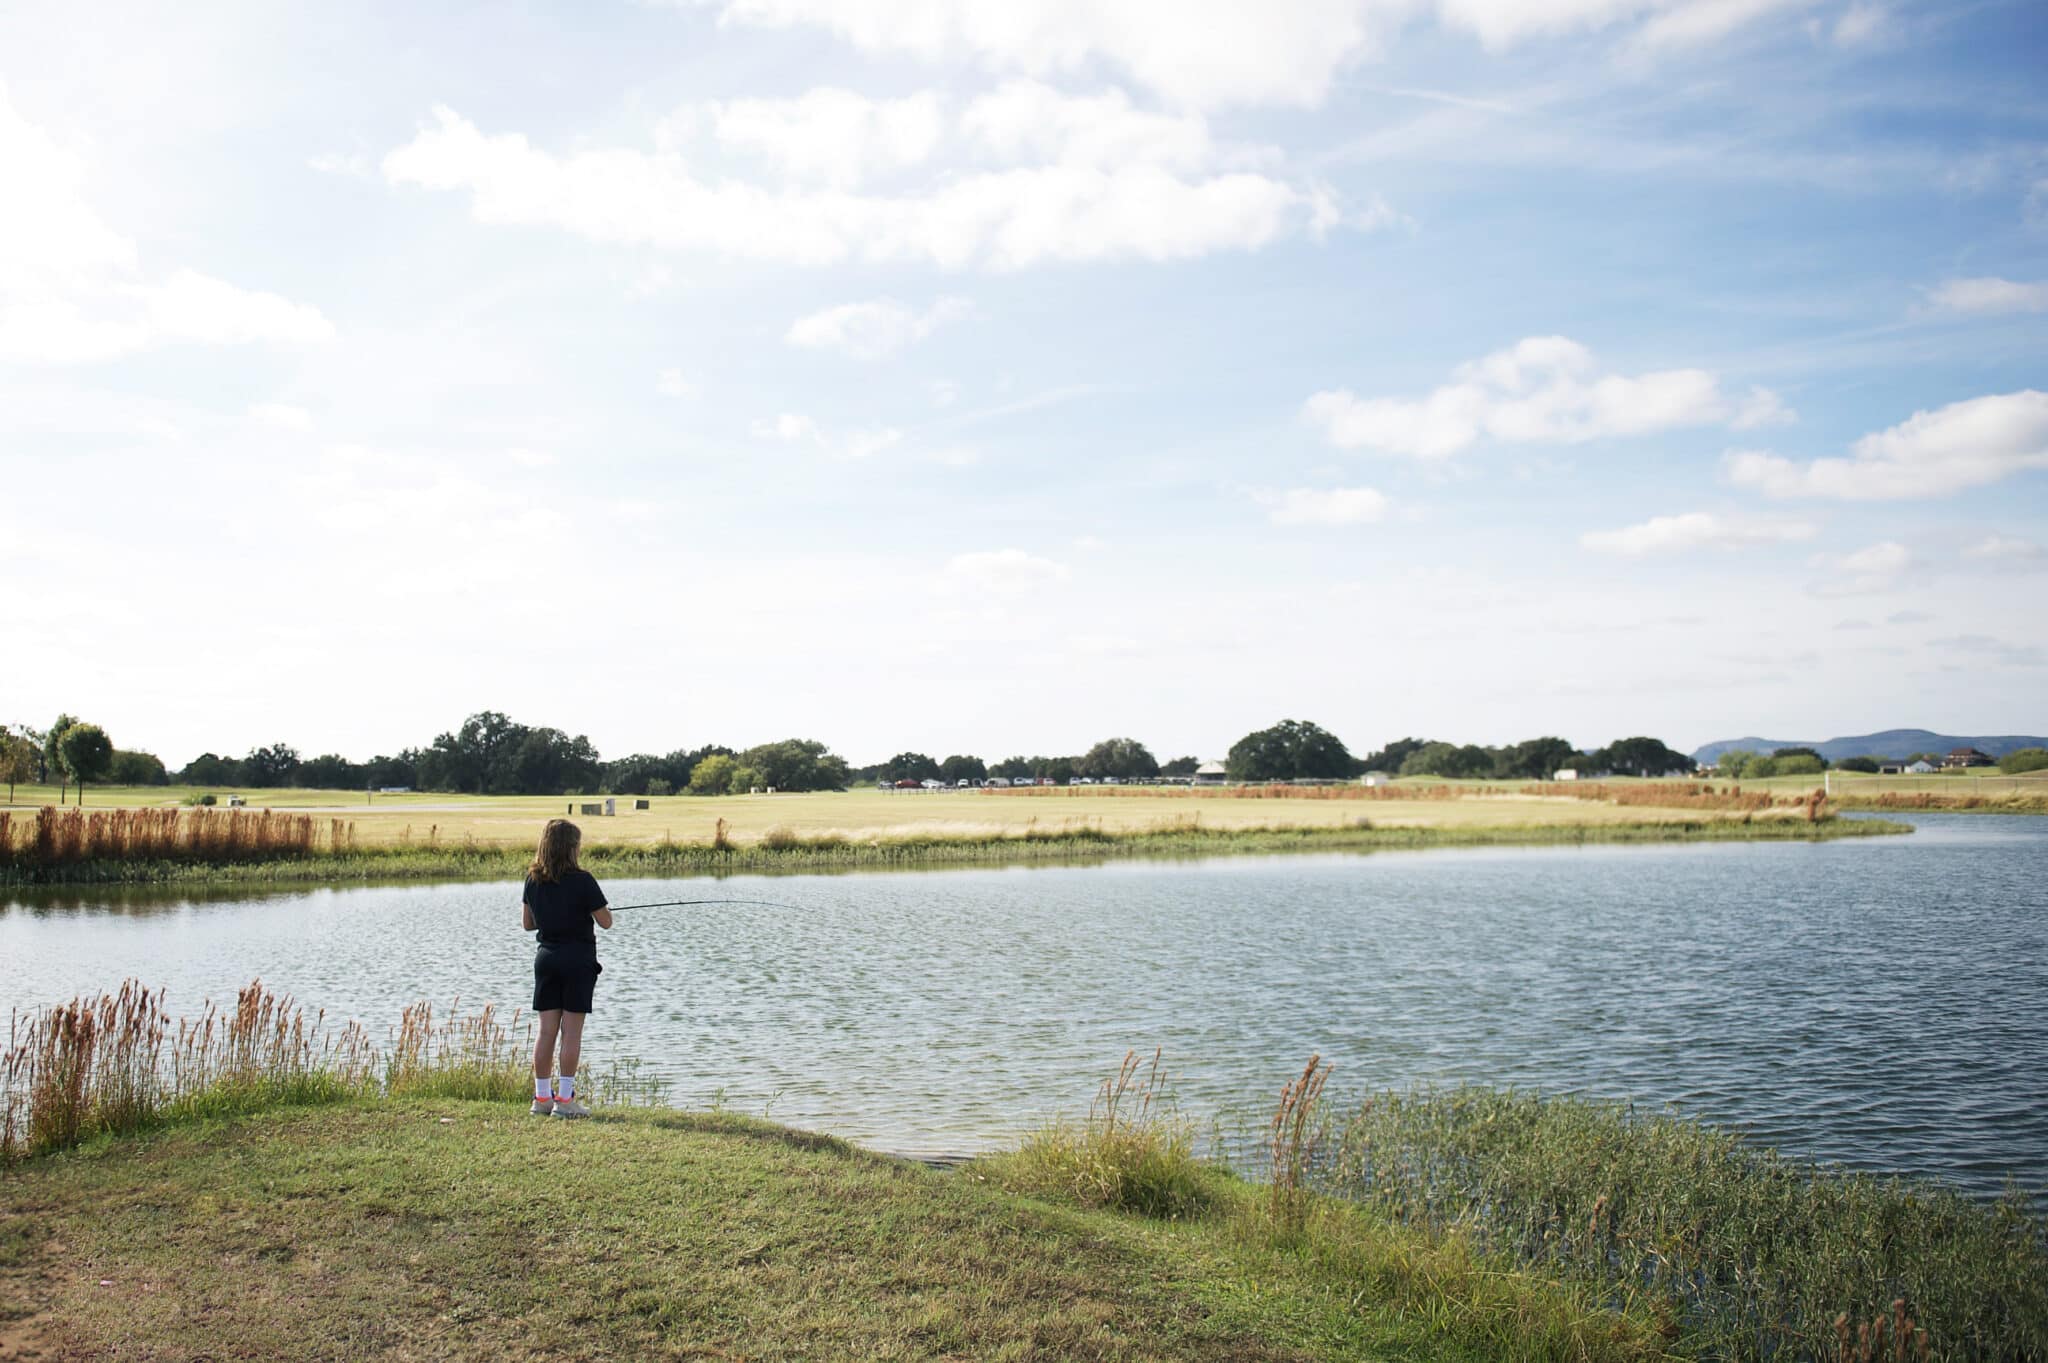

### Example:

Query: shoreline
xmin=1 ymin=813 xmax=1911 ymax=887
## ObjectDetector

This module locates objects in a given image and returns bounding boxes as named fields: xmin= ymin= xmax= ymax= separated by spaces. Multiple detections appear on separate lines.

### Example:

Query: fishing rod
xmin=607 ymin=898 xmax=804 ymax=912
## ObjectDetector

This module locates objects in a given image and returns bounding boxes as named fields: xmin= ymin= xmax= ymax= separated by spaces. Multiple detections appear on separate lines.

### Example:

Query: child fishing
xmin=521 ymin=818 xmax=611 ymax=1118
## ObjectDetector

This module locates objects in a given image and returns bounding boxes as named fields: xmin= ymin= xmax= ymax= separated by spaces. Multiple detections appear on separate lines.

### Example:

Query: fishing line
xmin=608 ymin=898 xmax=804 ymax=912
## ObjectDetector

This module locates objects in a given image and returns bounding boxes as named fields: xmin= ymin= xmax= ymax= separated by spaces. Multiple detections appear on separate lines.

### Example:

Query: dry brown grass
xmin=0 ymin=806 xmax=355 ymax=869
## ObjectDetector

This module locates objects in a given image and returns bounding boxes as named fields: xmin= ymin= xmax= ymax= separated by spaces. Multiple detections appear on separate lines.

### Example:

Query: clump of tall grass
xmin=2 ymin=982 xmax=596 ymax=1164
xmin=3 ymin=981 xmax=377 ymax=1161
xmin=990 ymin=1048 xmax=1210 ymax=1219
xmin=1323 ymin=1086 xmax=2048 ymax=1362
xmin=1268 ymin=1053 xmax=1332 ymax=1240
xmin=0 ymin=806 xmax=355 ymax=871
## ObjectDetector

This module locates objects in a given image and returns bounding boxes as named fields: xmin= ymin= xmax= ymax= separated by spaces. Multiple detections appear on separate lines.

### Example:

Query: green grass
xmin=1321 ymin=1087 xmax=2048 ymax=1363
xmin=0 ymin=1098 xmax=1668 ymax=1363
xmin=1 ymin=814 xmax=1911 ymax=886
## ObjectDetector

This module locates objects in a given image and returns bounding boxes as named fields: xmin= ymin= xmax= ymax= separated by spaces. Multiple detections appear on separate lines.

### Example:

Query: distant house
xmin=1193 ymin=761 xmax=1228 ymax=786
xmin=1878 ymin=762 xmax=1905 ymax=775
xmin=1943 ymin=747 xmax=1994 ymax=769
xmin=1907 ymin=760 xmax=1938 ymax=774
xmin=1554 ymin=769 xmax=1578 ymax=782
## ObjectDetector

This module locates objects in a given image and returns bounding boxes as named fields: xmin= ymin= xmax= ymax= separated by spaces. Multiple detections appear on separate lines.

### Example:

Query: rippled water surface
xmin=4 ymin=814 xmax=2043 ymax=1197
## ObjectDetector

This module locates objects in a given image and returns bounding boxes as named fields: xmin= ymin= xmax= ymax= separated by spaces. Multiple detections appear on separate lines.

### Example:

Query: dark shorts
xmin=533 ymin=949 xmax=601 ymax=1014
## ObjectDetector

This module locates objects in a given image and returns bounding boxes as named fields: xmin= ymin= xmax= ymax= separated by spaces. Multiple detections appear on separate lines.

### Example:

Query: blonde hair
xmin=528 ymin=819 xmax=582 ymax=883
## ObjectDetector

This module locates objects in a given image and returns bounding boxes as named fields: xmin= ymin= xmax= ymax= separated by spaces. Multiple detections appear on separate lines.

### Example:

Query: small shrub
xmin=992 ymin=1049 xmax=1209 ymax=1219
xmin=181 ymin=793 xmax=217 ymax=807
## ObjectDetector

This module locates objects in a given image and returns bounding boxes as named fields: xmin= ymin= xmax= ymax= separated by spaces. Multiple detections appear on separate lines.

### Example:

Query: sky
xmin=3 ymin=0 xmax=2045 ymax=769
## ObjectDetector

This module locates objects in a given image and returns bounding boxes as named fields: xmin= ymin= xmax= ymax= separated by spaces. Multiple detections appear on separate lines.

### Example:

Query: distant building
xmin=1360 ymin=772 xmax=1390 ymax=787
xmin=1943 ymin=747 xmax=1994 ymax=769
xmin=1907 ymin=760 xmax=1938 ymax=774
xmin=1554 ymin=768 xmax=1578 ymax=781
xmin=1193 ymin=761 xmax=1228 ymax=786
xmin=1878 ymin=762 xmax=1905 ymax=775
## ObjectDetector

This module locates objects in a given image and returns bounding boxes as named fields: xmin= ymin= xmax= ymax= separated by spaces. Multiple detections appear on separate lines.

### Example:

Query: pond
xmin=3 ymin=813 xmax=2042 ymax=1199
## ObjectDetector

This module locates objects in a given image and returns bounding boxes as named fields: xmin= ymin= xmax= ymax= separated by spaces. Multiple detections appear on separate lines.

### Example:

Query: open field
xmin=0 ymin=781 xmax=1891 ymax=850
xmin=0 ymin=781 xmax=1914 ymax=884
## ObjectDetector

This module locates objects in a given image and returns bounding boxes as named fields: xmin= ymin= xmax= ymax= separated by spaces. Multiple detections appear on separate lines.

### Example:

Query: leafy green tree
xmin=1834 ymin=755 xmax=1880 ymax=774
xmin=243 ymin=743 xmax=303 ymax=787
xmin=939 ymin=754 xmax=987 ymax=784
xmin=1593 ymin=737 xmax=1694 ymax=778
xmin=1358 ymin=737 xmax=1429 ymax=775
xmin=179 ymin=752 xmax=240 ymax=785
xmin=43 ymin=714 xmax=79 ymax=801
xmin=1494 ymin=737 xmax=1577 ymax=780
xmin=1772 ymin=746 xmax=1823 ymax=762
xmin=1745 ymin=756 xmax=1781 ymax=779
xmin=0 ymin=730 xmax=37 ymax=802
xmin=1226 ymin=719 xmax=1356 ymax=782
xmin=110 ymin=750 xmax=169 ymax=785
xmin=297 ymin=753 xmax=360 ymax=788
xmin=727 ymin=764 xmax=766 ymax=793
xmin=688 ymin=753 xmax=736 ymax=795
xmin=1774 ymin=754 xmax=1825 ymax=776
xmin=738 ymin=738 xmax=849 ymax=792
xmin=56 ymin=723 xmax=114 ymax=804
xmin=990 ymin=756 xmax=1035 ymax=780
xmin=1398 ymin=741 xmax=1493 ymax=779
xmin=1715 ymin=749 xmax=1760 ymax=778
xmin=1999 ymin=747 xmax=2048 ymax=774
xmin=1160 ymin=756 xmax=1199 ymax=778
xmin=881 ymin=752 xmax=941 ymax=783
xmin=1076 ymin=737 xmax=1159 ymax=781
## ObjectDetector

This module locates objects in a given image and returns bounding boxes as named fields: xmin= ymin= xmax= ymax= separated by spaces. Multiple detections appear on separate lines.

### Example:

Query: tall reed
xmin=1322 ymin=1086 xmax=2048 ymax=1362
xmin=1 ymin=806 xmax=355 ymax=870
xmin=1268 ymin=1053 xmax=1332 ymax=1239
xmin=994 ymin=1048 xmax=1209 ymax=1219
xmin=2 ymin=982 xmax=534 ymax=1164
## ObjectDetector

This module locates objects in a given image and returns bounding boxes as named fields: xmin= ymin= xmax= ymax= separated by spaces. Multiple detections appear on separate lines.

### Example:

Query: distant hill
xmin=1692 ymin=730 xmax=2048 ymax=764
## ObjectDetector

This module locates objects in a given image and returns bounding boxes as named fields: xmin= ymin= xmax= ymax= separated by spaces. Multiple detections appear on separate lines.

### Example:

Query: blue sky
xmin=3 ymin=0 xmax=2044 ymax=768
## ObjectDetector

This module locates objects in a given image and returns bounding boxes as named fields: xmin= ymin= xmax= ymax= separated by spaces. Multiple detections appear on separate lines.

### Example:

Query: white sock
xmin=557 ymin=1075 xmax=575 ymax=1101
xmin=535 ymin=1077 xmax=553 ymax=1100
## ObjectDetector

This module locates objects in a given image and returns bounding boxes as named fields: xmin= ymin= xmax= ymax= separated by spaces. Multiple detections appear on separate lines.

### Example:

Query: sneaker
xmin=550 ymin=1097 xmax=590 ymax=1120
xmin=529 ymin=1096 xmax=555 ymax=1115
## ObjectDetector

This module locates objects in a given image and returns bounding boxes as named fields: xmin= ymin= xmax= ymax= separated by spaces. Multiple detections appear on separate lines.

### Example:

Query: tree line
xmin=5 ymin=712 xmax=1717 ymax=801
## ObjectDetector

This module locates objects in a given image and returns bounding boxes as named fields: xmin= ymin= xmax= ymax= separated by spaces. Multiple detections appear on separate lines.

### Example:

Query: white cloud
xmin=711 ymin=89 xmax=944 ymax=187
xmin=681 ymin=0 xmax=1381 ymax=110
xmin=961 ymin=80 xmax=1224 ymax=172
xmin=1724 ymin=390 xmax=2048 ymax=499
xmin=749 ymin=411 xmax=902 ymax=458
xmin=384 ymin=105 xmax=1351 ymax=271
xmin=1925 ymin=277 xmax=2048 ymax=315
xmin=786 ymin=296 xmax=973 ymax=359
xmin=1579 ymin=511 xmax=1817 ymax=554
xmin=506 ymin=447 xmax=555 ymax=468
xmin=1829 ymin=3 xmax=1892 ymax=45
xmin=1304 ymin=336 xmax=1779 ymax=458
xmin=1262 ymin=486 xmax=1390 ymax=525
xmin=657 ymin=368 xmax=698 ymax=398
xmin=0 ymin=88 xmax=333 ymax=364
xmin=940 ymin=547 xmax=1070 ymax=594
xmin=1929 ymin=634 xmax=2044 ymax=667
xmin=1811 ymin=540 xmax=1913 ymax=596
xmin=752 ymin=412 xmax=824 ymax=444
xmin=248 ymin=402 xmax=314 ymax=431
xmin=1963 ymin=535 xmax=2044 ymax=562
xmin=678 ymin=1 xmax=1805 ymax=110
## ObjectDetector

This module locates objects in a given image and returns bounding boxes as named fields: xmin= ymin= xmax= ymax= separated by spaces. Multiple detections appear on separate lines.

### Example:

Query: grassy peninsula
xmin=1 ymin=784 xmax=1910 ymax=886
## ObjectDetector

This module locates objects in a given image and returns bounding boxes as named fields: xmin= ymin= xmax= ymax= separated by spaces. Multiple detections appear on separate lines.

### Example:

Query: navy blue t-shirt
xmin=524 ymin=869 xmax=607 ymax=955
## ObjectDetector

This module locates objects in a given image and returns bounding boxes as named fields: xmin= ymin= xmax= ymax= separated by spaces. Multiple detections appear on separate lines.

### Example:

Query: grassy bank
xmin=4 ymin=986 xmax=2040 ymax=1361
xmin=1 ymin=811 xmax=1911 ymax=886
xmin=2 ymin=1100 xmax=1653 ymax=1363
